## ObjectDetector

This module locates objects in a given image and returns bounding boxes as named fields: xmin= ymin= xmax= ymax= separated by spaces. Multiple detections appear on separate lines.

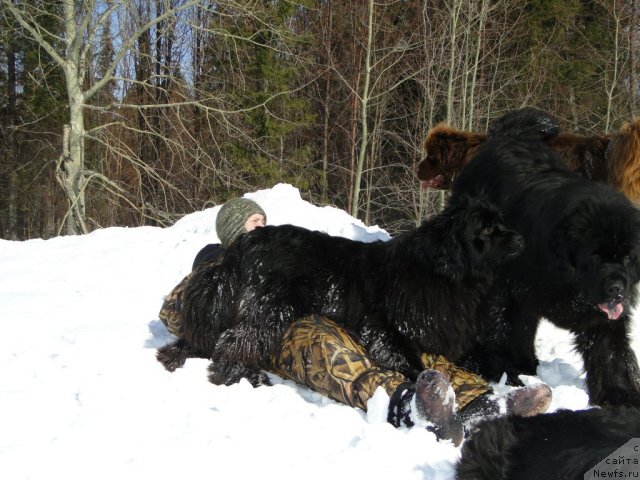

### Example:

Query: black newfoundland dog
xmin=451 ymin=109 xmax=640 ymax=407
xmin=456 ymin=406 xmax=640 ymax=480
xmin=172 ymin=195 xmax=523 ymax=386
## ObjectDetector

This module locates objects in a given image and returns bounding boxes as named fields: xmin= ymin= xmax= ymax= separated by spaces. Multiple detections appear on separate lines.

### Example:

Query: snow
xmin=0 ymin=182 xmax=637 ymax=480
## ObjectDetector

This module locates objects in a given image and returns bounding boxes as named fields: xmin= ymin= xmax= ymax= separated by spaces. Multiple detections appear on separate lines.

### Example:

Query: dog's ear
xmin=424 ymin=126 xmax=482 ymax=159
xmin=432 ymin=245 xmax=465 ymax=281
xmin=549 ymin=222 xmax=577 ymax=278
xmin=434 ymin=127 xmax=485 ymax=163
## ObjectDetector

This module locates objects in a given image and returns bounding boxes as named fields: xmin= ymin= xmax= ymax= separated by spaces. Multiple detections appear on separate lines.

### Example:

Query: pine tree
xmin=0 ymin=0 xmax=67 ymax=239
xmin=202 ymin=0 xmax=317 ymax=199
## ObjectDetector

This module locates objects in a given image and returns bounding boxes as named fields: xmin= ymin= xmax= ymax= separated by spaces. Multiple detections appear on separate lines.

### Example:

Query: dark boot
xmin=388 ymin=369 xmax=464 ymax=446
xmin=460 ymin=383 xmax=552 ymax=432
xmin=505 ymin=383 xmax=552 ymax=417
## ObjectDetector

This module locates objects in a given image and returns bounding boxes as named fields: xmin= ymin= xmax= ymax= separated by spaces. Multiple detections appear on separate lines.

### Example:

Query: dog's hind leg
xmin=214 ymin=320 xmax=285 ymax=362
xmin=228 ymin=288 xmax=300 ymax=362
xmin=207 ymin=284 xmax=303 ymax=386
xmin=208 ymin=322 xmax=285 ymax=386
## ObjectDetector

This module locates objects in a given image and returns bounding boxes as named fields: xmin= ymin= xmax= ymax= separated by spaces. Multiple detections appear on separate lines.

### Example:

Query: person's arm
xmin=192 ymin=244 xmax=225 ymax=271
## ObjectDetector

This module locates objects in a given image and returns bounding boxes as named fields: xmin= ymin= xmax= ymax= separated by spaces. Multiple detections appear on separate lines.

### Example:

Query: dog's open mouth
xmin=598 ymin=301 xmax=624 ymax=320
xmin=421 ymin=175 xmax=447 ymax=190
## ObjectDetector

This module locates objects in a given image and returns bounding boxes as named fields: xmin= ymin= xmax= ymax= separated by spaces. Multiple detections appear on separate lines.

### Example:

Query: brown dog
xmin=417 ymin=109 xmax=640 ymax=204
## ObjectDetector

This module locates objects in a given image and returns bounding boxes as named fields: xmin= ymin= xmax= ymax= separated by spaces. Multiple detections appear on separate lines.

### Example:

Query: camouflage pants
xmin=419 ymin=353 xmax=492 ymax=410
xmin=271 ymin=314 xmax=408 ymax=410
xmin=272 ymin=314 xmax=491 ymax=411
xmin=158 ymin=257 xmax=223 ymax=337
xmin=158 ymin=272 xmax=191 ymax=338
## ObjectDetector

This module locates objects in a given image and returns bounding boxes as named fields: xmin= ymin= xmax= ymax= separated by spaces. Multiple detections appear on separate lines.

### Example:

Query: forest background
xmin=1 ymin=0 xmax=637 ymax=240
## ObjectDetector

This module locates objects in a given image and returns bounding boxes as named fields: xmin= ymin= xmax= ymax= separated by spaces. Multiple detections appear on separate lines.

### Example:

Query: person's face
xmin=244 ymin=213 xmax=266 ymax=232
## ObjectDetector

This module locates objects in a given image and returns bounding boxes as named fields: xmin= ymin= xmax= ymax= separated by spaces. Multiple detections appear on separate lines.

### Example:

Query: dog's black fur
xmin=451 ymin=109 xmax=640 ymax=407
xmin=170 ymin=195 xmax=523 ymax=386
xmin=456 ymin=407 xmax=640 ymax=480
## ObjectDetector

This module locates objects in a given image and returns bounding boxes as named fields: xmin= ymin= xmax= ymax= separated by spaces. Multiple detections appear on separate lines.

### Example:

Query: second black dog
xmin=456 ymin=406 xmax=640 ymax=480
xmin=452 ymin=109 xmax=640 ymax=407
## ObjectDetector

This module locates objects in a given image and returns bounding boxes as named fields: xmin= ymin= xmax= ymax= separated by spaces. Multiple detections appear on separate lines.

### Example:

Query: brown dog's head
xmin=418 ymin=124 xmax=487 ymax=190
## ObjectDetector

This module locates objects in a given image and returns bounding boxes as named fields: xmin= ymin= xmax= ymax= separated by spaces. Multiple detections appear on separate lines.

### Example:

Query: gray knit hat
xmin=216 ymin=197 xmax=267 ymax=247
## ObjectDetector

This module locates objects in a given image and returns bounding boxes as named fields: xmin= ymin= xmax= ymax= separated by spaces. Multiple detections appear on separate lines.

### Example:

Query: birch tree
xmin=350 ymin=0 xmax=374 ymax=218
xmin=2 ymin=0 xmax=200 ymax=234
xmin=347 ymin=0 xmax=423 ymax=220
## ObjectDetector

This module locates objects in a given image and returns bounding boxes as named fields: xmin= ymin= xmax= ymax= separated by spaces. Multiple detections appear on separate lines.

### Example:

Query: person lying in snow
xmin=192 ymin=197 xmax=267 ymax=270
xmin=157 ymin=197 xmax=551 ymax=446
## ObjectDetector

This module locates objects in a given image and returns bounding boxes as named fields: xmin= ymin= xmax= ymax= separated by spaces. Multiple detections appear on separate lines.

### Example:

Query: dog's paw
xmin=207 ymin=361 xmax=272 ymax=387
xmin=156 ymin=340 xmax=190 ymax=372
xmin=246 ymin=371 xmax=272 ymax=388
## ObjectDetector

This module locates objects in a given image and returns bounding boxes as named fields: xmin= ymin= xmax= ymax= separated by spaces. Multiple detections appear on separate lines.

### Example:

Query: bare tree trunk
xmin=321 ymin=0 xmax=333 ymax=203
xmin=351 ymin=0 xmax=374 ymax=219
xmin=442 ymin=0 xmax=463 ymax=209
xmin=446 ymin=0 xmax=463 ymax=124
xmin=604 ymin=0 xmax=621 ymax=132
xmin=7 ymin=46 xmax=18 ymax=240
xmin=192 ymin=4 xmax=205 ymax=200
xmin=347 ymin=69 xmax=360 ymax=210
xmin=57 ymin=119 xmax=88 ymax=235
xmin=61 ymin=0 xmax=88 ymax=235
xmin=631 ymin=0 xmax=639 ymax=117
xmin=322 ymin=77 xmax=330 ymax=202
xmin=363 ymin=102 xmax=383 ymax=225
xmin=468 ymin=0 xmax=490 ymax=131
xmin=460 ymin=5 xmax=471 ymax=128
xmin=569 ymin=88 xmax=579 ymax=130
xmin=3 ymin=0 xmax=201 ymax=235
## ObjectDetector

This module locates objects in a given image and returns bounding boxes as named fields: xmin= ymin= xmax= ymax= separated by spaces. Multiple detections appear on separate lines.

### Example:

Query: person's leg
xmin=388 ymin=370 xmax=463 ymax=446
xmin=458 ymin=383 xmax=552 ymax=429
xmin=273 ymin=314 xmax=406 ymax=408
xmin=158 ymin=271 xmax=192 ymax=338
xmin=421 ymin=353 xmax=493 ymax=410
xmin=420 ymin=353 xmax=552 ymax=429
xmin=272 ymin=314 xmax=464 ymax=445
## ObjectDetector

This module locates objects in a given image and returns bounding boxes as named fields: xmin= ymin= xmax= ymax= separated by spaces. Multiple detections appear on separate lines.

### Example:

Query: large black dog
xmin=173 ymin=195 xmax=523 ymax=386
xmin=456 ymin=407 xmax=640 ymax=480
xmin=451 ymin=109 xmax=640 ymax=407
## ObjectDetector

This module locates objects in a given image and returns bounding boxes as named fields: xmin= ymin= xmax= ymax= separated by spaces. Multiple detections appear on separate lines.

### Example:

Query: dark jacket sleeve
xmin=192 ymin=243 xmax=225 ymax=271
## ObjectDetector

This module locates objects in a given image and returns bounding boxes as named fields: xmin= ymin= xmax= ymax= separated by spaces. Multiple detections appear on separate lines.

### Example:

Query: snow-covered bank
xmin=0 ymin=184 xmax=628 ymax=480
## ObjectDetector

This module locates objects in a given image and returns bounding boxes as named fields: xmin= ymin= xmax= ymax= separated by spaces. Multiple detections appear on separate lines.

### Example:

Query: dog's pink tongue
xmin=598 ymin=302 xmax=624 ymax=320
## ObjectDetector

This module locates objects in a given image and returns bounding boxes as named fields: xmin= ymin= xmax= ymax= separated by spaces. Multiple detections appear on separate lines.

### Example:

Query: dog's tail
xmin=488 ymin=107 xmax=560 ymax=141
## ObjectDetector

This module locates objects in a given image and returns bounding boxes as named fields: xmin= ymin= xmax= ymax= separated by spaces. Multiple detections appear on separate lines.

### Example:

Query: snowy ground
xmin=1 ymin=183 xmax=636 ymax=480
